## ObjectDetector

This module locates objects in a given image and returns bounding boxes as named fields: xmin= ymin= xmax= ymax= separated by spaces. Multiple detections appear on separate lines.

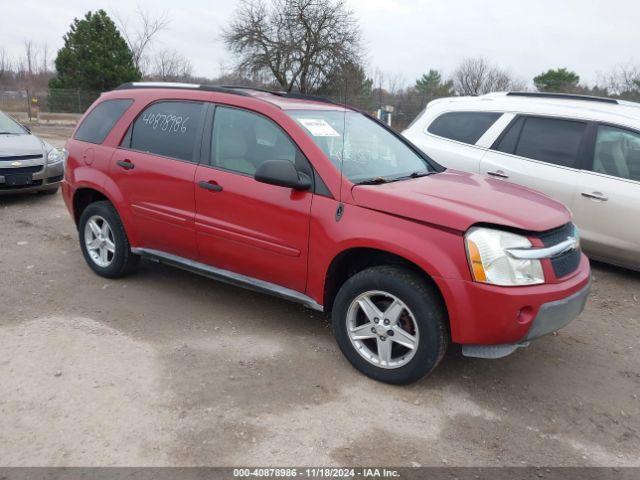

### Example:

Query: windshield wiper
xmin=0 ymin=131 xmax=19 ymax=134
xmin=356 ymin=176 xmax=389 ymax=185
xmin=391 ymin=170 xmax=432 ymax=182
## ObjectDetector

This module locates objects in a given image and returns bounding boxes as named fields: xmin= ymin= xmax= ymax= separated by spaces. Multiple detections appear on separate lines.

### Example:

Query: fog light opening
xmin=517 ymin=306 xmax=534 ymax=325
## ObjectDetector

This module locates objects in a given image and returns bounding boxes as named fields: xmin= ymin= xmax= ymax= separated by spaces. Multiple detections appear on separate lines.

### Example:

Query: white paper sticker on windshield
xmin=298 ymin=118 xmax=341 ymax=137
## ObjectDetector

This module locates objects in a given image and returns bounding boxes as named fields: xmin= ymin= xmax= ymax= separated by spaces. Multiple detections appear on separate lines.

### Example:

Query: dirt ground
xmin=0 ymin=126 xmax=638 ymax=467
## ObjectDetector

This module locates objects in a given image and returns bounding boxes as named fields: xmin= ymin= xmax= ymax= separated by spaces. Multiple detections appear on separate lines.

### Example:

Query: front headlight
xmin=465 ymin=227 xmax=544 ymax=286
xmin=47 ymin=148 xmax=66 ymax=165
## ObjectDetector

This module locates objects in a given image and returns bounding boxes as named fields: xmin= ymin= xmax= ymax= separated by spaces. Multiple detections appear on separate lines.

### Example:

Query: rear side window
xmin=126 ymin=101 xmax=205 ymax=162
xmin=75 ymin=99 xmax=133 ymax=144
xmin=427 ymin=111 xmax=501 ymax=145
xmin=592 ymin=125 xmax=640 ymax=181
xmin=509 ymin=117 xmax=587 ymax=168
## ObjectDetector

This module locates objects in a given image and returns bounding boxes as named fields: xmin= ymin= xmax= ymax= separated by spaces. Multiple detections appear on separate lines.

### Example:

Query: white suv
xmin=403 ymin=92 xmax=640 ymax=272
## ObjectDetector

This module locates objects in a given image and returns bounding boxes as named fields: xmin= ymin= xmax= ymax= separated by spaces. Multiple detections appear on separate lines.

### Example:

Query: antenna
xmin=336 ymin=75 xmax=347 ymax=221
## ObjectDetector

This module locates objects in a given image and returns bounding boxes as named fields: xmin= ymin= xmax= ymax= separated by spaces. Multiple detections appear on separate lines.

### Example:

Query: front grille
xmin=0 ymin=165 xmax=43 ymax=175
xmin=0 ymin=154 xmax=43 ymax=162
xmin=538 ymin=223 xmax=581 ymax=278
xmin=0 ymin=179 xmax=42 ymax=190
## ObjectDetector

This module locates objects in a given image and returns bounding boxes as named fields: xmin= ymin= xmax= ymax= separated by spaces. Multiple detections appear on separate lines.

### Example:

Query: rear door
xmin=412 ymin=111 xmax=502 ymax=172
xmin=111 ymin=100 xmax=206 ymax=258
xmin=572 ymin=123 xmax=640 ymax=268
xmin=480 ymin=115 xmax=588 ymax=208
xmin=193 ymin=105 xmax=313 ymax=292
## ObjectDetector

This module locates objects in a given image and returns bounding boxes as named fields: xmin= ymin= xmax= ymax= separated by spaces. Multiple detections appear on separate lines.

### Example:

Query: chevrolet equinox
xmin=62 ymin=83 xmax=591 ymax=384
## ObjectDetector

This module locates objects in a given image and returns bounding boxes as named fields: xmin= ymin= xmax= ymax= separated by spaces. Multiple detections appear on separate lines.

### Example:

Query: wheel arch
xmin=322 ymin=247 xmax=449 ymax=321
xmin=72 ymin=187 xmax=111 ymax=225
xmin=70 ymin=182 xmax=137 ymax=244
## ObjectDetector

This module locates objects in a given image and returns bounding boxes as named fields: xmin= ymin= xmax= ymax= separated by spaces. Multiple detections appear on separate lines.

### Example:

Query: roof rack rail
xmin=506 ymin=91 xmax=619 ymax=105
xmin=115 ymin=82 xmax=252 ymax=97
xmin=219 ymin=85 xmax=339 ymax=106
xmin=115 ymin=82 xmax=340 ymax=106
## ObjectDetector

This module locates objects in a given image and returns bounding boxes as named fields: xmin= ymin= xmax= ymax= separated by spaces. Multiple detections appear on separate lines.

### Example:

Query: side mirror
xmin=254 ymin=159 xmax=312 ymax=191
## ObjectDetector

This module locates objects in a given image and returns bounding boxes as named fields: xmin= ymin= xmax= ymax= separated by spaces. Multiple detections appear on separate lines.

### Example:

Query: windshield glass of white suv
xmin=287 ymin=110 xmax=432 ymax=183
xmin=0 ymin=112 xmax=28 ymax=135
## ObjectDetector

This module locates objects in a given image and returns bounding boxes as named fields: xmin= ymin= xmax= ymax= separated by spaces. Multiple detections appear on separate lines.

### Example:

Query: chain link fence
xmin=0 ymin=89 xmax=101 ymax=119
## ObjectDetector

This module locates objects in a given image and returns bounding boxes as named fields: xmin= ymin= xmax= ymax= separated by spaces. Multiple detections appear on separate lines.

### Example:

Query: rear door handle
xmin=198 ymin=180 xmax=223 ymax=192
xmin=117 ymin=159 xmax=135 ymax=170
xmin=581 ymin=191 xmax=608 ymax=201
xmin=487 ymin=170 xmax=509 ymax=179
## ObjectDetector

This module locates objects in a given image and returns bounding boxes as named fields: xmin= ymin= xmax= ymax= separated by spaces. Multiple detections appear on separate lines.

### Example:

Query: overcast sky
xmin=2 ymin=0 xmax=639 ymax=88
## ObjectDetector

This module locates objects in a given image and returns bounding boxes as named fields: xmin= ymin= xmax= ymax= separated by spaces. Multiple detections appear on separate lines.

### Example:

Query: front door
xmin=194 ymin=105 xmax=313 ymax=292
xmin=111 ymin=100 xmax=206 ymax=258
xmin=480 ymin=115 xmax=588 ymax=208
xmin=571 ymin=123 xmax=640 ymax=268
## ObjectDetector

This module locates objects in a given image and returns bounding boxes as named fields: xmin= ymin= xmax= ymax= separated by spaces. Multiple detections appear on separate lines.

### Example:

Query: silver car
xmin=0 ymin=111 xmax=65 ymax=195
xmin=403 ymin=92 xmax=640 ymax=272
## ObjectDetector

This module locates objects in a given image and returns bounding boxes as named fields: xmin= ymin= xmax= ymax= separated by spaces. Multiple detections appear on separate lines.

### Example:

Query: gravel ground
xmin=0 ymin=126 xmax=638 ymax=467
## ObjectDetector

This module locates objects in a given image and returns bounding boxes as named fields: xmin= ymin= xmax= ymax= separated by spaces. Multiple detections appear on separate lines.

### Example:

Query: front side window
xmin=287 ymin=110 xmax=434 ymax=183
xmin=211 ymin=106 xmax=300 ymax=175
xmin=427 ymin=111 xmax=501 ymax=145
xmin=0 ymin=111 xmax=28 ymax=135
xmin=510 ymin=116 xmax=587 ymax=168
xmin=592 ymin=125 xmax=640 ymax=181
xmin=75 ymin=99 xmax=133 ymax=144
xmin=126 ymin=101 xmax=204 ymax=162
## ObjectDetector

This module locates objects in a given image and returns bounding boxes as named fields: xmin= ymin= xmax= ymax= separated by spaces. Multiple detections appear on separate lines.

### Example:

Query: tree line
xmin=1 ymin=0 xmax=639 ymax=120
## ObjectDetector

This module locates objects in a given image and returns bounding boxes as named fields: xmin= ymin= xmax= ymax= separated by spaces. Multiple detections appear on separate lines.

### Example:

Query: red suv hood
xmin=351 ymin=170 xmax=571 ymax=233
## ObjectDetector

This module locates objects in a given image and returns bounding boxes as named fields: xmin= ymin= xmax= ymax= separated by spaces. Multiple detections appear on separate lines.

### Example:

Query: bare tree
xmin=453 ymin=57 xmax=524 ymax=95
xmin=150 ymin=49 xmax=193 ymax=81
xmin=223 ymin=0 xmax=362 ymax=93
xmin=116 ymin=7 xmax=170 ymax=74
xmin=605 ymin=63 xmax=640 ymax=100
xmin=0 ymin=47 xmax=10 ymax=83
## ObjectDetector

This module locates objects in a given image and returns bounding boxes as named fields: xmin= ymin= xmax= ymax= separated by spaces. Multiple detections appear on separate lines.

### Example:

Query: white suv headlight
xmin=465 ymin=227 xmax=544 ymax=286
xmin=47 ymin=148 xmax=66 ymax=165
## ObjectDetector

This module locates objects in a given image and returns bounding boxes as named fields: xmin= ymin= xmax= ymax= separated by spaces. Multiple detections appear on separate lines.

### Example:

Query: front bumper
xmin=461 ymin=279 xmax=591 ymax=358
xmin=0 ymin=161 xmax=64 ymax=194
xmin=435 ymin=252 xmax=591 ymax=348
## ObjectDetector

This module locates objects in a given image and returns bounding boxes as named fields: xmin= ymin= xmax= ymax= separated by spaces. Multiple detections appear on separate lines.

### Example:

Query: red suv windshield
xmin=287 ymin=109 xmax=432 ymax=183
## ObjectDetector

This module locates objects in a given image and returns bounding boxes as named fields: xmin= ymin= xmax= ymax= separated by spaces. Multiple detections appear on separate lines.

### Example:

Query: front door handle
xmin=198 ymin=180 xmax=223 ymax=192
xmin=116 ymin=159 xmax=135 ymax=170
xmin=581 ymin=191 xmax=608 ymax=201
xmin=487 ymin=170 xmax=509 ymax=179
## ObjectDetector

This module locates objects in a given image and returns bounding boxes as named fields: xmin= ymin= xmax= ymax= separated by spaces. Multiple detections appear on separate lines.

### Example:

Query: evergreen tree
xmin=415 ymin=69 xmax=454 ymax=101
xmin=50 ymin=10 xmax=140 ymax=93
xmin=533 ymin=68 xmax=580 ymax=92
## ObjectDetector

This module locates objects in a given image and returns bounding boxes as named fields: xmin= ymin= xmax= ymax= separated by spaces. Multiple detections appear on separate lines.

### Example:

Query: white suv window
xmin=593 ymin=125 xmax=640 ymax=181
xmin=427 ymin=111 xmax=501 ymax=145
xmin=495 ymin=116 xmax=587 ymax=168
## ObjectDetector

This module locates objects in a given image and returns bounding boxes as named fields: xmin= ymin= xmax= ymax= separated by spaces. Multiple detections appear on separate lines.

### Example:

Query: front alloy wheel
xmin=346 ymin=291 xmax=420 ymax=369
xmin=332 ymin=266 xmax=448 ymax=384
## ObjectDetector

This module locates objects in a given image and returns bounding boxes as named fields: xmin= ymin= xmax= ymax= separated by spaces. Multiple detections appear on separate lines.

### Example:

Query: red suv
xmin=62 ymin=83 xmax=591 ymax=384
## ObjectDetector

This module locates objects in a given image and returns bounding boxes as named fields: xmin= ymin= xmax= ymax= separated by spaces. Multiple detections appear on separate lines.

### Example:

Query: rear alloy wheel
xmin=78 ymin=201 xmax=139 ymax=278
xmin=332 ymin=266 xmax=448 ymax=384
xmin=84 ymin=215 xmax=116 ymax=268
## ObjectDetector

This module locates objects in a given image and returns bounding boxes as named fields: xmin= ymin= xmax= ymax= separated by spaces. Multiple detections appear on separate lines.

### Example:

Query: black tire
xmin=78 ymin=200 xmax=139 ymax=278
xmin=332 ymin=266 xmax=449 ymax=385
xmin=38 ymin=187 xmax=59 ymax=195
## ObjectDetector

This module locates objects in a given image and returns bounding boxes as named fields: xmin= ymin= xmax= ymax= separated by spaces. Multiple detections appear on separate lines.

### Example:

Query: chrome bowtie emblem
xmin=11 ymin=161 xmax=22 ymax=167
